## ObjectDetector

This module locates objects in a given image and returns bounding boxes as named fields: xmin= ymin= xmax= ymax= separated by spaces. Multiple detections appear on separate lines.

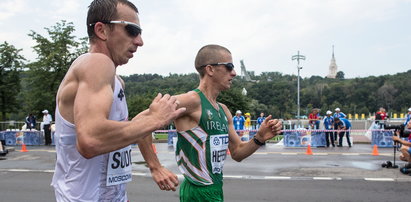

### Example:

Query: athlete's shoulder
xmin=175 ymin=90 xmax=201 ymax=113
xmin=73 ymin=53 xmax=114 ymax=73
xmin=218 ymin=102 xmax=229 ymax=111
xmin=219 ymin=103 xmax=234 ymax=119
xmin=73 ymin=53 xmax=116 ymax=82
xmin=176 ymin=90 xmax=199 ymax=102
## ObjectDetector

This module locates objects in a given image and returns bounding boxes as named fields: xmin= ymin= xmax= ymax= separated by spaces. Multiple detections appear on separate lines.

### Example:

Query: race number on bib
xmin=210 ymin=134 xmax=229 ymax=174
xmin=107 ymin=146 xmax=132 ymax=186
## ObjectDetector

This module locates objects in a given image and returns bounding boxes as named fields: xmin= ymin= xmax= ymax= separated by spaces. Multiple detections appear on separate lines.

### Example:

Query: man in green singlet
xmin=174 ymin=44 xmax=283 ymax=201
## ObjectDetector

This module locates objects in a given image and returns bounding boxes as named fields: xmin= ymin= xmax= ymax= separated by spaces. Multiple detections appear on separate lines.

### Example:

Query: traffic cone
xmin=305 ymin=145 xmax=313 ymax=155
xmin=372 ymin=144 xmax=379 ymax=156
xmin=226 ymin=149 xmax=231 ymax=155
xmin=20 ymin=143 xmax=28 ymax=152
xmin=151 ymin=144 xmax=157 ymax=154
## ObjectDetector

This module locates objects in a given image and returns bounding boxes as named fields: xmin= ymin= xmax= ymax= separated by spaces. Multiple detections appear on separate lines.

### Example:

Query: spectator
xmin=375 ymin=107 xmax=388 ymax=121
xmin=323 ymin=110 xmax=335 ymax=147
xmin=333 ymin=107 xmax=346 ymax=118
xmin=25 ymin=113 xmax=36 ymax=130
xmin=257 ymin=112 xmax=266 ymax=129
xmin=308 ymin=108 xmax=320 ymax=129
xmin=375 ymin=107 xmax=388 ymax=128
xmin=392 ymin=121 xmax=411 ymax=168
xmin=404 ymin=108 xmax=411 ymax=126
xmin=333 ymin=108 xmax=346 ymax=142
xmin=233 ymin=110 xmax=245 ymax=132
xmin=244 ymin=113 xmax=251 ymax=130
xmin=42 ymin=110 xmax=52 ymax=145
xmin=334 ymin=117 xmax=352 ymax=147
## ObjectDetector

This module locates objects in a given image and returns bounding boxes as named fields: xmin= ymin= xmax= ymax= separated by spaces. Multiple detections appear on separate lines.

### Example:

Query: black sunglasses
xmin=89 ymin=20 xmax=142 ymax=37
xmin=199 ymin=63 xmax=235 ymax=71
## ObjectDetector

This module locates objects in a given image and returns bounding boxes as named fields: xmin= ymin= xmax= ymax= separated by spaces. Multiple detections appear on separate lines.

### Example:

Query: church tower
xmin=326 ymin=45 xmax=338 ymax=78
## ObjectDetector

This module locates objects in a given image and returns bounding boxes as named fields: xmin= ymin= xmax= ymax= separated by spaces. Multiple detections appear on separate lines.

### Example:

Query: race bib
xmin=210 ymin=134 xmax=229 ymax=174
xmin=106 ymin=146 xmax=132 ymax=186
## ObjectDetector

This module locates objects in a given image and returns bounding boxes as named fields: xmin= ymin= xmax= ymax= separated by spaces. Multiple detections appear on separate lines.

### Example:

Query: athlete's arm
xmin=137 ymin=135 xmax=179 ymax=192
xmin=173 ymin=91 xmax=201 ymax=131
xmin=222 ymin=104 xmax=282 ymax=162
xmin=73 ymin=54 xmax=185 ymax=158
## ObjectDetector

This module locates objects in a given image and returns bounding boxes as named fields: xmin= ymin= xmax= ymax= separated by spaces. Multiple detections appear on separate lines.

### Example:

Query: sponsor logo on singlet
xmin=210 ymin=134 xmax=229 ymax=174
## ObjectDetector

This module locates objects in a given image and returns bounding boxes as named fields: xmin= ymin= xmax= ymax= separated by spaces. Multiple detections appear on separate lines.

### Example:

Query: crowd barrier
xmin=0 ymin=130 xmax=55 ymax=146
xmin=0 ymin=129 xmax=397 ymax=147
xmin=371 ymin=130 xmax=394 ymax=148
xmin=283 ymin=131 xmax=326 ymax=147
xmin=164 ymin=129 xmax=396 ymax=148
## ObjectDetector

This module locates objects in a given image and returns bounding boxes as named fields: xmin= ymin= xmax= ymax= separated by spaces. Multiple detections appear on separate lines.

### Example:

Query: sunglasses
xmin=89 ymin=20 xmax=142 ymax=37
xmin=199 ymin=63 xmax=235 ymax=71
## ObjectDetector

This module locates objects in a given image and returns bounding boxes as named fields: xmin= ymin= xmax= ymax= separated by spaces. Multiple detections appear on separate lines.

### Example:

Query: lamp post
xmin=292 ymin=51 xmax=305 ymax=126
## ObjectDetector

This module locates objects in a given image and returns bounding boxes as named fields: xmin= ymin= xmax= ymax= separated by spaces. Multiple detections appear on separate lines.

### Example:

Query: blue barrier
xmin=371 ymin=131 xmax=393 ymax=148
xmin=0 ymin=131 xmax=55 ymax=146
xmin=167 ymin=131 xmax=177 ymax=146
xmin=283 ymin=131 xmax=326 ymax=147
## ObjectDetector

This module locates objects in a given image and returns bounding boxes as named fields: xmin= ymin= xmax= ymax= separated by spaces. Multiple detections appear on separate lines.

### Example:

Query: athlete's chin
xmin=118 ymin=58 xmax=132 ymax=66
xmin=222 ymin=84 xmax=231 ymax=91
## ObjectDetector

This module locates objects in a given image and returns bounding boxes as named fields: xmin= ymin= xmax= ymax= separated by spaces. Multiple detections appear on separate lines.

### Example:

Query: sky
xmin=1 ymin=0 xmax=410 ymax=78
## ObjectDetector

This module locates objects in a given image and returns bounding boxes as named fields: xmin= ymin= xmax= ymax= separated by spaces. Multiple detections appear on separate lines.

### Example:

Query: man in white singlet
xmin=51 ymin=0 xmax=186 ymax=201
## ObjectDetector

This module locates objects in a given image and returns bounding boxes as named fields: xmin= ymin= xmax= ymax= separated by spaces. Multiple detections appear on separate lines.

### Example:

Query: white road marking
xmin=364 ymin=178 xmax=395 ymax=182
xmin=264 ymin=176 xmax=292 ymax=180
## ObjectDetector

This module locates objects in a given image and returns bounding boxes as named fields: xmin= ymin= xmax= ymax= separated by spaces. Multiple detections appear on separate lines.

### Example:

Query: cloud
xmin=0 ymin=0 xmax=26 ymax=21
xmin=2 ymin=0 xmax=411 ymax=78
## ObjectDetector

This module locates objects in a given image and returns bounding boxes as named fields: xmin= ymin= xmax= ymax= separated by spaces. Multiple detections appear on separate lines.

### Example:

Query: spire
xmin=327 ymin=45 xmax=338 ymax=78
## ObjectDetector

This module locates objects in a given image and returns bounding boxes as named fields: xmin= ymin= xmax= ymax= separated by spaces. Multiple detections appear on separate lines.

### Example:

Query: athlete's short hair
xmin=194 ymin=44 xmax=231 ymax=78
xmin=87 ymin=0 xmax=138 ymax=43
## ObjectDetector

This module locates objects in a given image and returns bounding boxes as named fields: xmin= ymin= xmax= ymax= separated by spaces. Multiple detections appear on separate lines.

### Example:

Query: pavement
xmin=1 ymin=136 xmax=409 ymax=181
xmin=2 ymin=137 xmax=411 ymax=202
xmin=352 ymin=134 xmax=372 ymax=144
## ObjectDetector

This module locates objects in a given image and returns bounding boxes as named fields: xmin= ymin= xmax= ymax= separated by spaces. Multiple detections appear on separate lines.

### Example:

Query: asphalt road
xmin=1 ymin=143 xmax=410 ymax=202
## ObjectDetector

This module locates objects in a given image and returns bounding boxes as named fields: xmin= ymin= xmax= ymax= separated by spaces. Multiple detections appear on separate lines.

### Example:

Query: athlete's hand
xmin=149 ymin=93 xmax=186 ymax=128
xmin=150 ymin=166 xmax=179 ymax=191
xmin=255 ymin=115 xmax=282 ymax=141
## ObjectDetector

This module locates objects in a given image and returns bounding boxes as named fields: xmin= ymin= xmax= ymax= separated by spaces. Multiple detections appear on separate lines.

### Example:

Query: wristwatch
xmin=253 ymin=136 xmax=266 ymax=146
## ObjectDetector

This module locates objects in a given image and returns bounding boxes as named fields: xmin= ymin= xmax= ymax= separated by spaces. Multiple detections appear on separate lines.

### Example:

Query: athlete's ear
xmin=205 ymin=65 xmax=214 ymax=76
xmin=93 ymin=22 xmax=108 ymax=41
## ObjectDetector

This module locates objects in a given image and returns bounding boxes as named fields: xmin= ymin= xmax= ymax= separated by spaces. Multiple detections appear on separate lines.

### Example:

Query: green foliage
xmin=123 ymin=70 xmax=411 ymax=119
xmin=218 ymin=87 xmax=251 ymax=115
xmin=122 ymin=73 xmax=199 ymax=117
xmin=0 ymin=41 xmax=26 ymax=120
xmin=336 ymin=71 xmax=345 ymax=79
xmin=3 ymin=21 xmax=411 ymax=121
xmin=23 ymin=20 xmax=88 ymax=118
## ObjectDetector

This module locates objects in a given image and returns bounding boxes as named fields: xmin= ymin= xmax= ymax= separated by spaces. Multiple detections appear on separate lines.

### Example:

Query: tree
xmin=377 ymin=83 xmax=398 ymax=111
xmin=218 ymin=87 xmax=251 ymax=115
xmin=0 ymin=41 xmax=26 ymax=120
xmin=23 ymin=20 xmax=88 ymax=117
xmin=336 ymin=71 xmax=345 ymax=79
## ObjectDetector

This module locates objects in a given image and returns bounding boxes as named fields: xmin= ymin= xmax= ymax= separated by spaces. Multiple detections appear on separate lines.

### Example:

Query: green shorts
xmin=179 ymin=179 xmax=224 ymax=202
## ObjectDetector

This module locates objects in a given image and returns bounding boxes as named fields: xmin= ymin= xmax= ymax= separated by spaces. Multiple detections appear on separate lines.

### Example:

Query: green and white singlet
xmin=175 ymin=89 xmax=229 ymax=186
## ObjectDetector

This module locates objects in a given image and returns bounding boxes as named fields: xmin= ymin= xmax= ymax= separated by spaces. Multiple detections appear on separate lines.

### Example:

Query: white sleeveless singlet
xmin=51 ymin=77 xmax=130 ymax=202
